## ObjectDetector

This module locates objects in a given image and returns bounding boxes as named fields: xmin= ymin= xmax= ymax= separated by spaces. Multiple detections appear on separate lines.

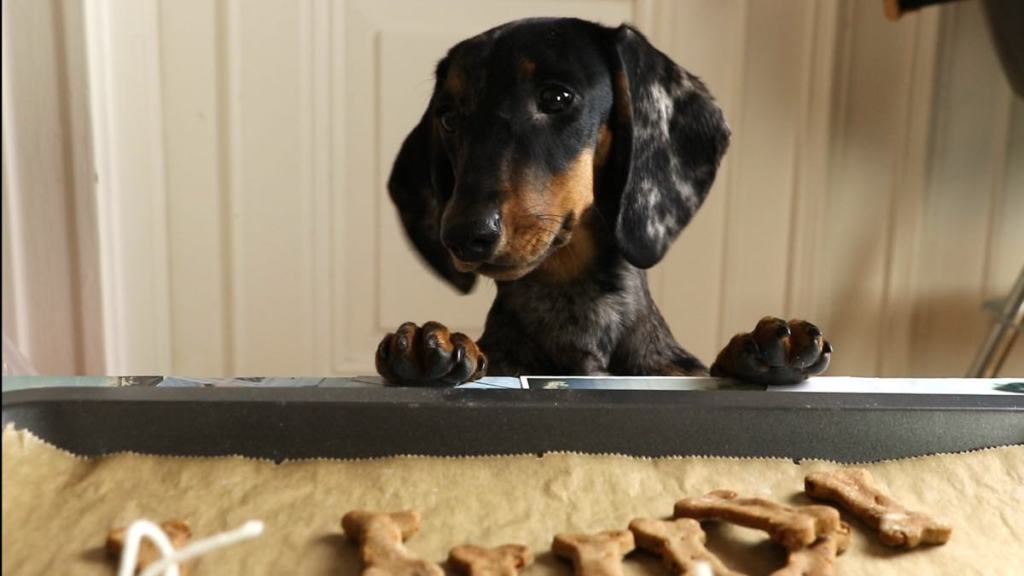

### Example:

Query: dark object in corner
xmin=884 ymin=0 xmax=1024 ymax=97
xmin=884 ymin=0 xmax=966 ymax=20
xmin=982 ymin=0 xmax=1024 ymax=96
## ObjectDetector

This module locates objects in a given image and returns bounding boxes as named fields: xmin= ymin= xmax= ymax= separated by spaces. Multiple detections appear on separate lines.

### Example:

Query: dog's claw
xmin=710 ymin=317 xmax=832 ymax=385
xmin=376 ymin=321 xmax=486 ymax=386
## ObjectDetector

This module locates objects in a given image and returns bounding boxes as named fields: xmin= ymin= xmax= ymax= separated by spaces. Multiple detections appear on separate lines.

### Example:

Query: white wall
xmin=2 ymin=0 xmax=1022 ymax=377
xmin=2 ymin=0 xmax=103 ymax=375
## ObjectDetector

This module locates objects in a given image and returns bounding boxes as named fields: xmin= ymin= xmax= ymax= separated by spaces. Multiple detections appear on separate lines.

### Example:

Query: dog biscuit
xmin=674 ymin=490 xmax=841 ymax=551
xmin=552 ymin=529 xmax=636 ymax=576
xmin=629 ymin=517 xmax=741 ymax=576
xmin=805 ymin=468 xmax=952 ymax=547
xmin=342 ymin=510 xmax=444 ymax=576
xmin=769 ymin=521 xmax=851 ymax=576
xmin=449 ymin=543 xmax=533 ymax=576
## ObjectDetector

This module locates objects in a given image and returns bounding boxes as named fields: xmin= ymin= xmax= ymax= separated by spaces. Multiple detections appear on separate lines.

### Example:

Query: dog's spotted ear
xmin=388 ymin=95 xmax=476 ymax=294
xmin=603 ymin=25 xmax=730 ymax=269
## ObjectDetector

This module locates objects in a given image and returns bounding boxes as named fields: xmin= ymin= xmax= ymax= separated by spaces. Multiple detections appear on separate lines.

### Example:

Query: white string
xmin=694 ymin=561 xmax=713 ymax=576
xmin=139 ymin=521 xmax=264 ymax=576
xmin=116 ymin=520 xmax=181 ymax=576
xmin=116 ymin=519 xmax=264 ymax=576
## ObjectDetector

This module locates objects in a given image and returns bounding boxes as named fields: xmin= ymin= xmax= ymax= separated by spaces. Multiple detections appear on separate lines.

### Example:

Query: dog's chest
xmin=497 ymin=274 xmax=642 ymax=371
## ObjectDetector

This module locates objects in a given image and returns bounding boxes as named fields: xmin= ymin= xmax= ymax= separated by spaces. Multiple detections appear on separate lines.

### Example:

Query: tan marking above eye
xmin=518 ymin=57 xmax=536 ymax=79
xmin=445 ymin=67 xmax=466 ymax=97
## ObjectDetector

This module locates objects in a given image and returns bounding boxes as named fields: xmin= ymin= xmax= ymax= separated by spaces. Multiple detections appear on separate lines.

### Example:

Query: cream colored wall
xmin=2 ymin=0 xmax=1021 ymax=377
xmin=2 ymin=0 xmax=103 ymax=375
xmin=645 ymin=0 xmax=1024 ymax=377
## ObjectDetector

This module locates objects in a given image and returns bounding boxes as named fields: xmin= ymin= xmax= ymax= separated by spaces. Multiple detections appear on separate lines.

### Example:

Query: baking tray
xmin=3 ymin=386 xmax=1022 ymax=462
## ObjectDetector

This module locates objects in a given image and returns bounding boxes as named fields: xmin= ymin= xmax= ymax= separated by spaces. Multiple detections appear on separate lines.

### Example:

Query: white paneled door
xmin=2 ymin=0 xmax=1021 ymax=377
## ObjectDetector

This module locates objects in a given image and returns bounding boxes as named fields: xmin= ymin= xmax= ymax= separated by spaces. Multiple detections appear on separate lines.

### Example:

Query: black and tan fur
xmin=376 ymin=18 xmax=831 ymax=386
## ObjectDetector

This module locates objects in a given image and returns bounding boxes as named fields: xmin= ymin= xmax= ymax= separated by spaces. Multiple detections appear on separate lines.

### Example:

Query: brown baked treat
xmin=552 ymin=530 xmax=636 ymax=576
xmin=674 ymin=490 xmax=841 ymax=550
xmin=341 ymin=510 xmax=444 ymax=576
xmin=769 ymin=521 xmax=851 ymax=576
xmin=628 ymin=517 xmax=741 ymax=576
xmin=449 ymin=543 xmax=533 ymax=576
xmin=805 ymin=468 xmax=952 ymax=548
xmin=106 ymin=519 xmax=192 ymax=575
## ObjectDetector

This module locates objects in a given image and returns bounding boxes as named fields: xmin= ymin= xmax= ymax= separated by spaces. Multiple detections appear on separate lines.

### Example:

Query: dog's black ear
xmin=388 ymin=103 xmax=476 ymax=294
xmin=603 ymin=25 xmax=730 ymax=269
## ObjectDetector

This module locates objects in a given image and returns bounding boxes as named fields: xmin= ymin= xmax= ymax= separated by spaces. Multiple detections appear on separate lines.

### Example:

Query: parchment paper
xmin=3 ymin=427 xmax=1022 ymax=575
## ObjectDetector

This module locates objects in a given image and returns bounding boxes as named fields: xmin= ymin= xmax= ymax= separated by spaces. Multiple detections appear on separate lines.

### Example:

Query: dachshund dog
xmin=376 ymin=18 xmax=832 ymax=385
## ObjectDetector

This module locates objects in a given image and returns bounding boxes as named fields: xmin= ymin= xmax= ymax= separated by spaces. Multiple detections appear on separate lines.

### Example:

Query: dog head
xmin=389 ymin=18 xmax=730 ymax=291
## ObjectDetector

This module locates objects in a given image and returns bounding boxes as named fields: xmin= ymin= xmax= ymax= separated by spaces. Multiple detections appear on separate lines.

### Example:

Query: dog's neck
xmin=527 ymin=207 xmax=605 ymax=284
xmin=480 ymin=202 xmax=670 ymax=375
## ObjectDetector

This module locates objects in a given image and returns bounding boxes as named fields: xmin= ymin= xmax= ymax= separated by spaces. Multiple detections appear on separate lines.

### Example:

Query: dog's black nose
xmin=443 ymin=213 xmax=502 ymax=263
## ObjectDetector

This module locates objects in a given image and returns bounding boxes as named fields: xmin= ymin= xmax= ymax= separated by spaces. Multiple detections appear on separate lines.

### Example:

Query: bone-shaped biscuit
xmin=805 ymin=468 xmax=952 ymax=547
xmin=341 ymin=510 xmax=444 ymax=576
xmin=628 ymin=517 xmax=741 ymax=576
xmin=769 ymin=521 xmax=851 ymax=576
xmin=674 ymin=490 xmax=841 ymax=551
xmin=449 ymin=543 xmax=533 ymax=576
xmin=552 ymin=529 xmax=636 ymax=576
xmin=106 ymin=519 xmax=193 ymax=575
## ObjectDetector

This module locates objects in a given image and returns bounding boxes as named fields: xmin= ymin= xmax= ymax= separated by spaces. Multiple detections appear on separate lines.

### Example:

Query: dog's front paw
xmin=375 ymin=321 xmax=487 ymax=386
xmin=710 ymin=317 xmax=832 ymax=385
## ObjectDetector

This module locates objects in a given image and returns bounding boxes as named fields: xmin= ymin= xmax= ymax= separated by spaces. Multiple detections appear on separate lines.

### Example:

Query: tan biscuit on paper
xmin=106 ymin=519 xmax=193 ymax=576
xmin=341 ymin=510 xmax=444 ymax=576
xmin=805 ymin=468 xmax=952 ymax=548
xmin=449 ymin=543 xmax=533 ymax=576
xmin=552 ymin=529 xmax=635 ymax=576
xmin=770 ymin=521 xmax=851 ymax=576
xmin=628 ymin=517 xmax=742 ymax=576
xmin=674 ymin=490 xmax=841 ymax=551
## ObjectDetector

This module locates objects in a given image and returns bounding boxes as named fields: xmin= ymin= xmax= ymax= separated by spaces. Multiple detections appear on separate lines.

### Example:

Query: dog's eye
xmin=438 ymin=109 xmax=458 ymax=133
xmin=538 ymin=86 xmax=576 ymax=114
